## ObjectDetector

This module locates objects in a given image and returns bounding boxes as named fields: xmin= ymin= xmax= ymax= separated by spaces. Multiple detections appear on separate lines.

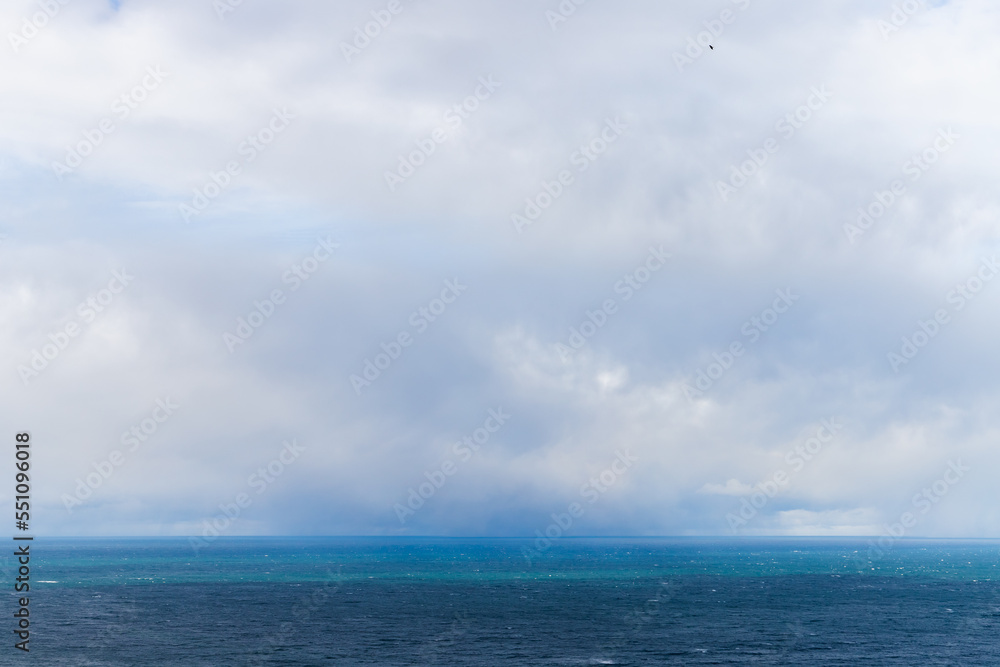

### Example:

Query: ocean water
xmin=11 ymin=537 xmax=1000 ymax=665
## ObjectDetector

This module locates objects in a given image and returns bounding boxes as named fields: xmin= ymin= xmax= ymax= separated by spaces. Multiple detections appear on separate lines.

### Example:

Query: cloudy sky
xmin=3 ymin=0 xmax=998 ymax=538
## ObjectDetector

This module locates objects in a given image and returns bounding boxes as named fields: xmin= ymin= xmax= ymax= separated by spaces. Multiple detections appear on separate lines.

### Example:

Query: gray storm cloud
xmin=0 ymin=0 xmax=997 ymax=538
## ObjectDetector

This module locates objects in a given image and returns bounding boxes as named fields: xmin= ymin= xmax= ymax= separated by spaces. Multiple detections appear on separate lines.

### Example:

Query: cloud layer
xmin=1 ymin=0 xmax=998 ymax=538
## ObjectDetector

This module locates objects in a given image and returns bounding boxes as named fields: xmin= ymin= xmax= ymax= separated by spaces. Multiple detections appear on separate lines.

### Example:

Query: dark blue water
xmin=10 ymin=537 xmax=1000 ymax=664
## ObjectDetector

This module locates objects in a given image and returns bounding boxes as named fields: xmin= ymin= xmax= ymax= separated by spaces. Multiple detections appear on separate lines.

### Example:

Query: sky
xmin=2 ymin=0 xmax=999 ymax=539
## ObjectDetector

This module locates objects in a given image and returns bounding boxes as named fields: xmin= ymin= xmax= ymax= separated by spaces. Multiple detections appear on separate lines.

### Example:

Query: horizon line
xmin=29 ymin=535 xmax=1000 ymax=540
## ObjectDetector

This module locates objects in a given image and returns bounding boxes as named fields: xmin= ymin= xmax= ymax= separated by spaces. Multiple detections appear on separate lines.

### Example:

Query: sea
xmin=11 ymin=537 xmax=1000 ymax=665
